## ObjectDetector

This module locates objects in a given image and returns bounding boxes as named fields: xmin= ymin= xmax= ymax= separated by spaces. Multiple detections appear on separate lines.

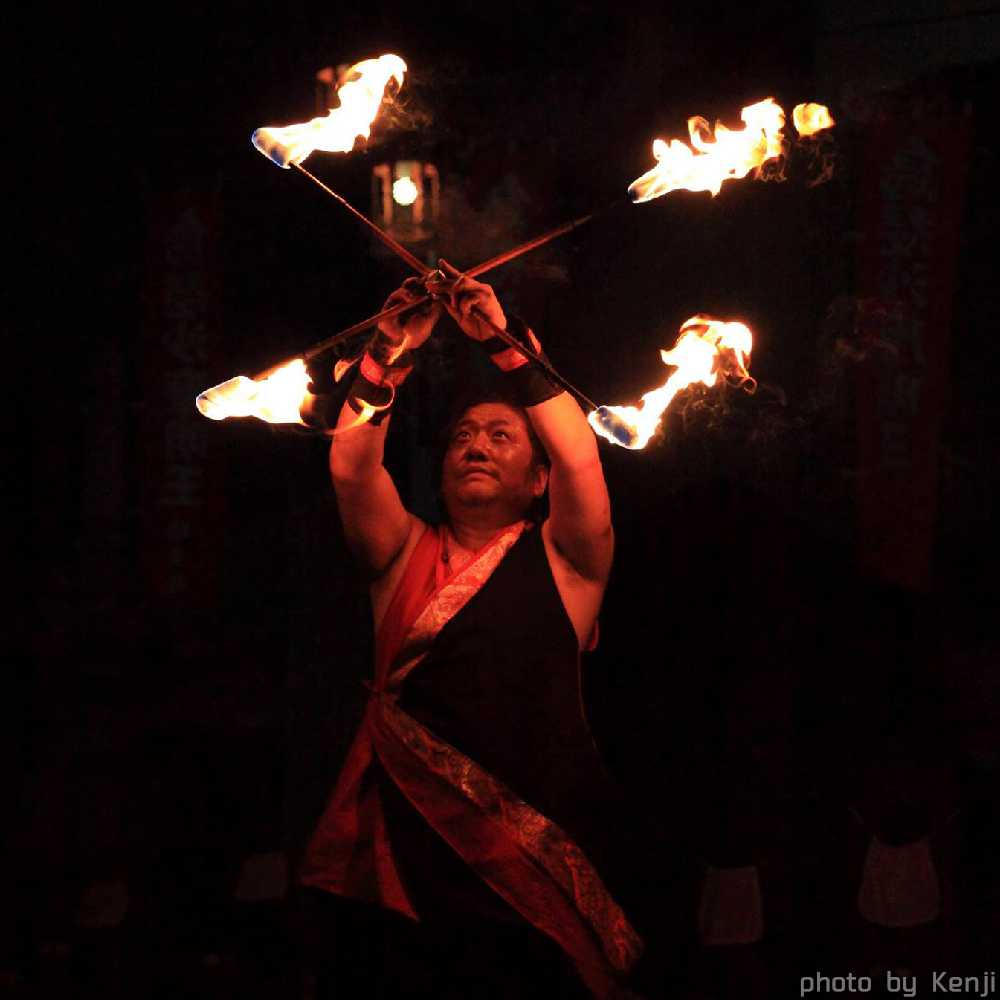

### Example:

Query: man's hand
xmin=377 ymin=276 xmax=443 ymax=352
xmin=427 ymin=259 xmax=506 ymax=341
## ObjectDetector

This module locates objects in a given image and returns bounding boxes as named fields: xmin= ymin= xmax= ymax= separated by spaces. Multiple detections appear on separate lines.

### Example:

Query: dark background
xmin=11 ymin=1 xmax=1000 ymax=996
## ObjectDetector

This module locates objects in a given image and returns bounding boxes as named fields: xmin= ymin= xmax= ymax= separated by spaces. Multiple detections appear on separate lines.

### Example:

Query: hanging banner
xmin=140 ymin=192 xmax=226 ymax=611
xmin=854 ymin=97 xmax=971 ymax=591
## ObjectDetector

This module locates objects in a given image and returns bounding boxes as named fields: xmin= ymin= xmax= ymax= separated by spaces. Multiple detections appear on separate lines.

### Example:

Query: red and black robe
xmin=300 ymin=520 xmax=643 ymax=998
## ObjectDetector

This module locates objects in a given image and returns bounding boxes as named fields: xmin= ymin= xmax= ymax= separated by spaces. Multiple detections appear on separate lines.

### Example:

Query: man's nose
xmin=464 ymin=433 xmax=490 ymax=459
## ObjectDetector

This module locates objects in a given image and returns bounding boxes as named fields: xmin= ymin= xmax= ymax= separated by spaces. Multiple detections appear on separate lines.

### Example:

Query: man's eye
xmin=454 ymin=431 xmax=470 ymax=442
xmin=492 ymin=430 xmax=509 ymax=440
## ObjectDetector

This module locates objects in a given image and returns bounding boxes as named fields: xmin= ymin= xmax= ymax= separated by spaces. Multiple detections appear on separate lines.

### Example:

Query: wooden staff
xmin=261 ymin=172 xmax=616 ymax=408
xmin=269 ymin=211 xmax=601 ymax=368
xmin=291 ymin=162 xmax=431 ymax=276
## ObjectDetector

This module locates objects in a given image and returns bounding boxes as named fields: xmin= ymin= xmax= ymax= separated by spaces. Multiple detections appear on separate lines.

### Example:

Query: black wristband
xmin=483 ymin=315 xmax=562 ymax=407
xmin=481 ymin=315 xmax=539 ymax=358
xmin=346 ymin=347 xmax=414 ymax=426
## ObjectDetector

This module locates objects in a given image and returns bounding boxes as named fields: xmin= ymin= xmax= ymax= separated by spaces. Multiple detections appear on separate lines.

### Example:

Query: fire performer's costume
xmin=300 ymin=517 xmax=644 ymax=998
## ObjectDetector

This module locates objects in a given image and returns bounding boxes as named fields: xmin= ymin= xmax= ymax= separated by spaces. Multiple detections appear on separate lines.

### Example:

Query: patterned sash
xmin=300 ymin=521 xmax=643 ymax=998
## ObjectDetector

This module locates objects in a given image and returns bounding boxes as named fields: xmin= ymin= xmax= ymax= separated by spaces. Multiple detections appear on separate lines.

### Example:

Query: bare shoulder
xmin=371 ymin=513 xmax=431 ymax=630
xmin=541 ymin=520 xmax=609 ymax=651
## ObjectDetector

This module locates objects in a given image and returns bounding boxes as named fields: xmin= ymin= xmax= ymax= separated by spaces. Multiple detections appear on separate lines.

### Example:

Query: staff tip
xmin=591 ymin=406 xmax=641 ymax=448
xmin=251 ymin=128 xmax=295 ymax=169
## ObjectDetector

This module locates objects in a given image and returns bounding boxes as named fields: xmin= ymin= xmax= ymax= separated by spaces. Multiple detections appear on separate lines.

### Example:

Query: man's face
xmin=441 ymin=403 xmax=548 ymax=521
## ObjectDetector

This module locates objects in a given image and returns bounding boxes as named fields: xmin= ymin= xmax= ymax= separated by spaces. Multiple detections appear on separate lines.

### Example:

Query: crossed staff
xmin=271 ymin=162 xmax=601 ymax=411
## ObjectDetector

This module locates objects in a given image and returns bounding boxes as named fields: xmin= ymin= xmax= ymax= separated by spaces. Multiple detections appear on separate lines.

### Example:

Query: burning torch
xmin=589 ymin=97 xmax=833 ymax=449
xmin=198 ymin=74 xmax=833 ymax=450
xmin=198 ymin=51 xmax=599 ymax=431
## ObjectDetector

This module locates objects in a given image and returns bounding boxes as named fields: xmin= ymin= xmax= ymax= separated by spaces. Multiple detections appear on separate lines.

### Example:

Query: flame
xmin=588 ymin=315 xmax=754 ymax=449
xmin=628 ymin=96 xmax=835 ymax=203
xmin=313 ymin=395 xmax=391 ymax=435
xmin=333 ymin=356 xmax=358 ymax=383
xmin=196 ymin=358 xmax=394 ymax=434
xmin=252 ymin=54 xmax=406 ymax=168
xmin=628 ymin=98 xmax=787 ymax=202
xmin=334 ymin=400 xmax=381 ymax=434
xmin=792 ymin=103 xmax=834 ymax=137
xmin=196 ymin=359 xmax=311 ymax=424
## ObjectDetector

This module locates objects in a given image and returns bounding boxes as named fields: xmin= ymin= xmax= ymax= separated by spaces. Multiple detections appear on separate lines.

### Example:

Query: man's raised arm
xmin=328 ymin=279 xmax=441 ymax=578
xmin=523 ymin=392 xmax=612 ymax=583
xmin=429 ymin=262 xmax=612 ymax=583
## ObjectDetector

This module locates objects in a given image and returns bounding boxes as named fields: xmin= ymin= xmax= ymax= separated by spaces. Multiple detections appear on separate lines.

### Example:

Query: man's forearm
xmin=328 ymin=399 xmax=391 ymax=485
xmin=326 ymin=277 xmax=437 ymax=574
xmin=526 ymin=391 xmax=601 ymax=472
xmin=527 ymin=389 xmax=613 ymax=581
xmin=328 ymin=399 xmax=413 ymax=576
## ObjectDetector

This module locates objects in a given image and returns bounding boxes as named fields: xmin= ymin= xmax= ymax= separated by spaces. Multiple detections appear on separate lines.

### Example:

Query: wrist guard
xmin=482 ymin=315 xmax=561 ymax=406
xmin=347 ymin=340 xmax=414 ymax=426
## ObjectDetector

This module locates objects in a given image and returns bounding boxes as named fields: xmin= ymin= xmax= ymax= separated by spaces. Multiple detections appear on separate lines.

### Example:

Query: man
xmin=300 ymin=262 xmax=644 ymax=999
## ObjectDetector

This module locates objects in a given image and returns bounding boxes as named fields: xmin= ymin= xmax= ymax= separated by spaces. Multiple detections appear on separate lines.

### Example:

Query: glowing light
xmin=392 ymin=175 xmax=418 ymax=206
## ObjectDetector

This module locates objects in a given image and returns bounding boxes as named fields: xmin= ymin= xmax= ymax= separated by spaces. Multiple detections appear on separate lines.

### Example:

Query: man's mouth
xmin=461 ymin=466 xmax=497 ymax=479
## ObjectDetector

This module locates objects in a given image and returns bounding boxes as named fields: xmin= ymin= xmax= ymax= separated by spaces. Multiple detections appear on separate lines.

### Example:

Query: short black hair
xmin=440 ymin=387 xmax=550 ymax=469
xmin=437 ymin=387 xmax=551 ymax=524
